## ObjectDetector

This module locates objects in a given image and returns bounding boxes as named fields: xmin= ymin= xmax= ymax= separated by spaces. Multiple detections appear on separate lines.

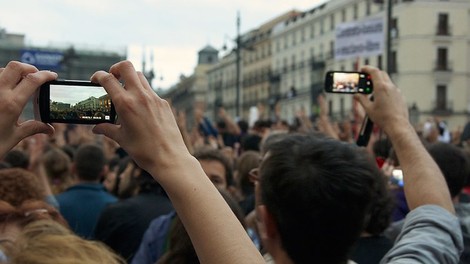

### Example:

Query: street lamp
xmin=374 ymin=0 xmax=394 ymax=74
xmin=235 ymin=11 xmax=241 ymax=118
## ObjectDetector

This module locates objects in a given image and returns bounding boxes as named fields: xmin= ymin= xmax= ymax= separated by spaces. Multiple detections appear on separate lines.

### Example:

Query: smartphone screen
xmin=324 ymin=71 xmax=373 ymax=94
xmin=391 ymin=169 xmax=404 ymax=187
xmin=38 ymin=80 xmax=116 ymax=124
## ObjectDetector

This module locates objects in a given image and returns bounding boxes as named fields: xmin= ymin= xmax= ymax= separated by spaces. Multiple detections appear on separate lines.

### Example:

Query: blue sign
xmin=20 ymin=49 xmax=64 ymax=70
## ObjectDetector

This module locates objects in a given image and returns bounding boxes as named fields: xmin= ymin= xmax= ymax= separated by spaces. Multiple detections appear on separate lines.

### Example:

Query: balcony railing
xmin=434 ymin=60 xmax=453 ymax=72
xmin=436 ymin=25 xmax=452 ymax=36
xmin=431 ymin=100 xmax=453 ymax=115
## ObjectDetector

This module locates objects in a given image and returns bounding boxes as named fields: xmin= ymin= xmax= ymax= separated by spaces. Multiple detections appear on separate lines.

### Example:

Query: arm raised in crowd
xmin=355 ymin=66 xmax=454 ymax=213
xmin=91 ymin=61 xmax=264 ymax=264
xmin=0 ymin=61 xmax=57 ymax=159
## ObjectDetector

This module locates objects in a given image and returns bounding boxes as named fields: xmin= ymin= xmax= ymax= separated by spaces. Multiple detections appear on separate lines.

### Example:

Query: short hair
xmin=43 ymin=148 xmax=72 ymax=194
xmin=74 ymin=144 xmax=106 ymax=181
xmin=235 ymin=150 xmax=260 ymax=196
xmin=7 ymin=220 xmax=124 ymax=264
xmin=193 ymin=147 xmax=233 ymax=187
xmin=428 ymin=143 xmax=470 ymax=198
xmin=372 ymin=138 xmax=392 ymax=159
xmin=0 ymin=168 xmax=44 ymax=206
xmin=157 ymin=190 xmax=244 ymax=264
xmin=240 ymin=134 xmax=262 ymax=152
xmin=260 ymin=134 xmax=380 ymax=264
xmin=4 ymin=150 xmax=29 ymax=169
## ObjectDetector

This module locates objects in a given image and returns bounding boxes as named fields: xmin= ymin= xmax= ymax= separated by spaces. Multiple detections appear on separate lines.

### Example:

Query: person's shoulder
xmin=455 ymin=202 xmax=470 ymax=218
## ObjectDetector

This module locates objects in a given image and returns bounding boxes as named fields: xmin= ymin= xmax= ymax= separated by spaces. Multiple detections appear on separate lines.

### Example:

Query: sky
xmin=0 ymin=0 xmax=325 ymax=90
xmin=50 ymin=85 xmax=107 ymax=105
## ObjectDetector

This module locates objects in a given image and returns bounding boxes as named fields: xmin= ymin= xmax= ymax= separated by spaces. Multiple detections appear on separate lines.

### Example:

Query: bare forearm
xmin=149 ymin=156 xmax=264 ymax=264
xmin=387 ymin=122 xmax=454 ymax=213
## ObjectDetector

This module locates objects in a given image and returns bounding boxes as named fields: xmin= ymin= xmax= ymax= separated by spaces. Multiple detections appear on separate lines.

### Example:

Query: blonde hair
xmin=8 ymin=220 xmax=124 ymax=264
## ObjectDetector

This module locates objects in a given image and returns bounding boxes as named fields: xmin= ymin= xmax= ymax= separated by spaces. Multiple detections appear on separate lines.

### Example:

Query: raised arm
xmin=91 ymin=61 xmax=264 ymax=264
xmin=355 ymin=66 xmax=454 ymax=213
xmin=0 ymin=61 xmax=57 ymax=159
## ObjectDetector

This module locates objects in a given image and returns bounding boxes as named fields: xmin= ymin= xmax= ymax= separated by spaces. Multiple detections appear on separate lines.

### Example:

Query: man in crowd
xmin=56 ymin=144 xmax=117 ymax=238
xmin=131 ymin=147 xmax=235 ymax=263
xmin=94 ymin=160 xmax=173 ymax=261
xmin=0 ymin=61 xmax=462 ymax=263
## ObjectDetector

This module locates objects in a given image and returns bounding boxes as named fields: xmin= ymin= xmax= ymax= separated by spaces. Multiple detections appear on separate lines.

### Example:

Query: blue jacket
xmin=56 ymin=183 xmax=117 ymax=238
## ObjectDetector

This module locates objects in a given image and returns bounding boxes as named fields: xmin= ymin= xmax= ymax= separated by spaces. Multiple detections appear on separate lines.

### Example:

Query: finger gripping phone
xmin=324 ymin=71 xmax=373 ymax=94
xmin=34 ymin=80 xmax=116 ymax=124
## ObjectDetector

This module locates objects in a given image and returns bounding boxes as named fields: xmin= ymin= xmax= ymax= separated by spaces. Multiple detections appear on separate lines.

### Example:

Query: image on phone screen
xmin=49 ymin=84 xmax=112 ymax=122
xmin=325 ymin=71 xmax=373 ymax=94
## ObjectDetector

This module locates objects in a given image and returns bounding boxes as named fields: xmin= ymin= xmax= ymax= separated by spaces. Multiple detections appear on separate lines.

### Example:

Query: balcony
xmin=436 ymin=25 xmax=452 ymax=36
xmin=431 ymin=100 xmax=453 ymax=115
xmin=434 ymin=60 xmax=452 ymax=72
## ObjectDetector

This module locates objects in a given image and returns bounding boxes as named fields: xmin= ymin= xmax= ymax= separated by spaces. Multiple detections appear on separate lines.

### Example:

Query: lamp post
xmin=235 ymin=11 xmax=241 ymax=118
xmin=373 ymin=0 xmax=393 ymax=74
xmin=385 ymin=0 xmax=393 ymax=74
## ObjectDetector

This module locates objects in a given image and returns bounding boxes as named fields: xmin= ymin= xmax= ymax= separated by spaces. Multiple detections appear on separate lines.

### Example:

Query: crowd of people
xmin=0 ymin=60 xmax=469 ymax=263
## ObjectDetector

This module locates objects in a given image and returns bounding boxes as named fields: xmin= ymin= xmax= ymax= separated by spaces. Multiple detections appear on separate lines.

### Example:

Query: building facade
xmin=0 ymin=27 xmax=126 ymax=119
xmin=205 ymin=11 xmax=299 ymax=121
xmin=162 ymin=45 xmax=219 ymax=129
xmin=271 ymin=0 xmax=470 ymax=127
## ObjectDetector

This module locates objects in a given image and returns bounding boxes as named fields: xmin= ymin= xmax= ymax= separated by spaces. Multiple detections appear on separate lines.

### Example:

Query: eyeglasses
xmin=249 ymin=168 xmax=260 ymax=183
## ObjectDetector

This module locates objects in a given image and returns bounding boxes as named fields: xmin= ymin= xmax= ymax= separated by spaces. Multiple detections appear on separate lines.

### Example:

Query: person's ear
xmin=256 ymin=205 xmax=279 ymax=240
xmin=132 ymin=167 xmax=141 ymax=178
xmin=100 ymin=165 xmax=109 ymax=178
xmin=70 ymin=163 xmax=78 ymax=180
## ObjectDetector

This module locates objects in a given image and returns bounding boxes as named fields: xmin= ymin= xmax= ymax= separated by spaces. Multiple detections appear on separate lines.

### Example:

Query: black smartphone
xmin=324 ymin=71 xmax=373 ymax=94
xmin=34 ymin=80 xmax=116 ymax=124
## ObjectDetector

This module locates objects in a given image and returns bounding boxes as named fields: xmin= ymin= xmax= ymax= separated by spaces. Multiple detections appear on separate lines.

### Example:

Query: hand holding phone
xmin=34 ymin=80 xmax=116 ymax=124
xmin=324 ymin=71 xmax=373 ymax=94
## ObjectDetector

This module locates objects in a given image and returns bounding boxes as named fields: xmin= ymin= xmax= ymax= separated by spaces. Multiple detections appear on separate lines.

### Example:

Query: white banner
xmin=335 ymin=17 xmax=384 ymax=60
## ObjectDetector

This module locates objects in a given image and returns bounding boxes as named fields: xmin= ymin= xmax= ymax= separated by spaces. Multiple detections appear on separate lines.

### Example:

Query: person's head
xmin=43 ymin=148 xmax=72 ymax=194
xmin=422 ymin=121 xmax=439 ymax=143
xmin=0 ymin=161 xmax=11 ymax=170
xmin=194 ymin=147 xmax=233 ymax=190
xmin=0 ymin=199 xmax=68 ymax=253
xmin=0 ymin=168 xmax=44 ymax=206
xmin=74 ymin=144 xmax=107 ymax=182
xmin=157 ymin=189 xmax=245 ymax=264
xmin=116 ymin=157 xmax=140 ymax=199
xmin=102 ymin=155 xmax=121 ymax=195
xmin=235 ymin=150 xmax=261 ymax=198
xmin=6 ymin=220 xmax=124 ymax=264
xmin=240 ymin=134 xmax=262 ymax=152
xmin=428 ymin=143 xmax=470 ymax=199
xmin=3 ymin=150 xmax=29 ymax=169
xmin=256 ymin=134 xmax=381 ymax=264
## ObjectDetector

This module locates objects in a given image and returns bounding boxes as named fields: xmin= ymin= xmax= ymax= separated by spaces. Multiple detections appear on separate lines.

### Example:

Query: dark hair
xmin=4 ymin=150 xmax=29 ymax=169
xmin=157 ymin=190 xmax=244 ymax=264
xmin=237 ymin=120 xmax=249 ymax=134
xmin=74 ymin=144 xmax=106 ymax=182
xmin=240 ymin=134 xmax=262 ymax=152
xmin=193 ymin=148 xmax=233 ymax=187
xmin=260 ymin=134 xmax=380 ymax=264
xmin=372 ymin=138 xmax=392 ymax=159
xmin=363 ymin=170 xmax=394 ymax=235
xmin=0 ymin=161 xmax=11 ymax=170
xmin=428 ymin=143 xmax=470 ymax=198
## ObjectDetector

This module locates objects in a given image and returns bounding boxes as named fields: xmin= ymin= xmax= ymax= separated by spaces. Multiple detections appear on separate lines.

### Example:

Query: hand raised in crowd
xmin=354 ymin=66 xmax=409 ymax=135
xmin=355 ymin=65 xmax=454 ymax=214
xmin=92 ymin=61 xmax=263 ymax=264
xmin=91 ymin=61 xmax=190 ymax=174
xmin=0 ymin=61 xmax=57 ymax=159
